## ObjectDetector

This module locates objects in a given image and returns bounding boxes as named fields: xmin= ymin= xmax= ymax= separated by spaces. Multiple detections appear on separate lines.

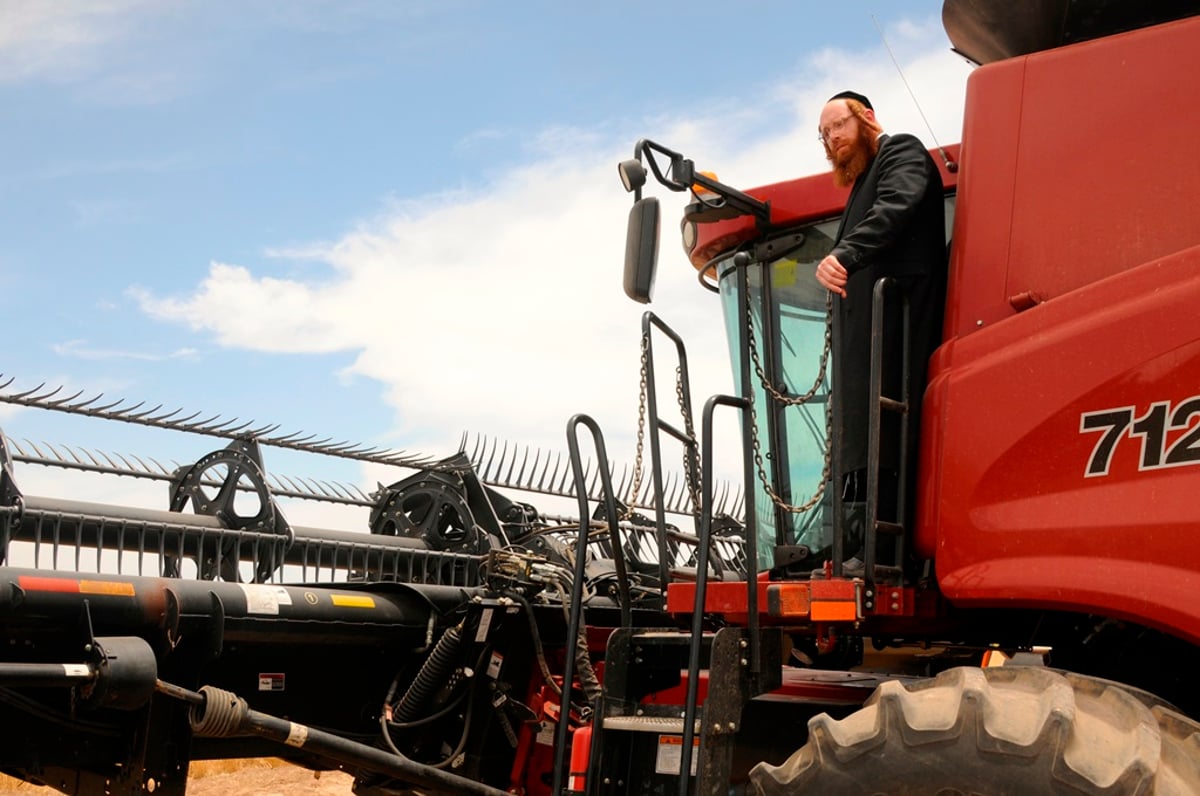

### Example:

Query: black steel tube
xmin=555 ymin=414 xmax=627 ymax=796
xmin=678 ymin=393 xmax=750 ymax=796
xmin=0 ymin=662 xmax=94 ymax=688
xmin=179 ymin=684 xmax=509 ymax=796
xmin=641 ymin=311 xmax=703 ymax=593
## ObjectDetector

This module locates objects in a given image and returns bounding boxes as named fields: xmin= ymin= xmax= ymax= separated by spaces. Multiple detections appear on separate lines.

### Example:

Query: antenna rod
xmin=871 ymin=15 xmax=958 ymax=172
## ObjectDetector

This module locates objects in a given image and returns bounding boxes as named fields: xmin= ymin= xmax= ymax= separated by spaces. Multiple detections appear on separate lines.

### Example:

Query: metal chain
xmin=745 ymin=274 xmax=834 ymax=515
xmin=628 ymin=335 xmax=702 ymax=517
xmin=629 ymin=335 xmax=650 ymax=510
xmin=675 ymin=365 xmax=702 ymax=516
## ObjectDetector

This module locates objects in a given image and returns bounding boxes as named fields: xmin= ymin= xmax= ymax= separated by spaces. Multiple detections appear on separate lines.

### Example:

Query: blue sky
xmin=0 ymin=1 xmax=970 ymax=525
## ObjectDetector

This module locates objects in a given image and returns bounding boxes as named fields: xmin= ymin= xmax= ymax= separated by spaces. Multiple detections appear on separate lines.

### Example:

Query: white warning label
xmin=239 ymin=584 xmax=293 ymax=615
xmin=655 ymin=735 xmax=699 ymax=776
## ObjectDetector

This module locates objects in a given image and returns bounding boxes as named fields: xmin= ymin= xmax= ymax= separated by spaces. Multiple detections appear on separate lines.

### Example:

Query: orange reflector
xmin=808 ymin=578 xmax=860 ymax=622
xmin=766 ymin=583 xmax=811 ymax=618
xmin=810 ymin=600 xmax=858 ymax=622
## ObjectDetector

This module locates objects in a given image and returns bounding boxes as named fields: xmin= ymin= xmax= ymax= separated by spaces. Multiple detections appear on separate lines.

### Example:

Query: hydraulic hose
xmin=163 ymin=681 xmax=510 ymax=796
xmin=395 ymin=624 xmax=463 ymax=723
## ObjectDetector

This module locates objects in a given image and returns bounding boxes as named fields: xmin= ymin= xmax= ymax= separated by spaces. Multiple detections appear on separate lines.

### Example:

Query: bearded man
xmin=812 ymin=90 xmax=946 ymax=562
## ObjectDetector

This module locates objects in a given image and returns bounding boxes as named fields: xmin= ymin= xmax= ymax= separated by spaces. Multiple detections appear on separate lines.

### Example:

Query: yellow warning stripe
xmin=331 ymin=594 xmax=375 ymax=608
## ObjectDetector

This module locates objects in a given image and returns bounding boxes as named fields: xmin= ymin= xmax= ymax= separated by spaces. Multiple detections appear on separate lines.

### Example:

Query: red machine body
xmin=687 ymin=14 xmax=1200 ymax=643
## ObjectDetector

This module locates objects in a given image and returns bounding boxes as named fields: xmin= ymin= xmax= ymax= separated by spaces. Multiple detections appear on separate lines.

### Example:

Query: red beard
xmin=830 ymin=128 xmax=880 ymax=188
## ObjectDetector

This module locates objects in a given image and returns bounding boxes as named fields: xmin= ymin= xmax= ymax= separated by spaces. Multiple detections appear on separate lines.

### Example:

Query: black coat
xmin=829 ymin=133 xmax=946 ymax=476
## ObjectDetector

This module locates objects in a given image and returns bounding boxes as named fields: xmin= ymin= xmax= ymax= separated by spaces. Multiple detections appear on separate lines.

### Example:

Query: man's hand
xmin=815 ymin=254 xmax=848 ymax=298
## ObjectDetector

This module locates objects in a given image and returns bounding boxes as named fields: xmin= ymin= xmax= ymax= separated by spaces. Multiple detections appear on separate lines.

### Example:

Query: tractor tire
xmin=749 ymin=666 xmax=1200 ymax=795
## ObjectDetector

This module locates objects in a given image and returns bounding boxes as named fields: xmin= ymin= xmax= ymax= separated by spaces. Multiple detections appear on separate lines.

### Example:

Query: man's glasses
xmin=817 ymin=114 xmax=855 ymax=144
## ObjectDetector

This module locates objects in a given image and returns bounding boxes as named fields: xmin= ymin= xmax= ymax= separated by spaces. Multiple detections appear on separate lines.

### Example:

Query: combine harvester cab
xmin=600 ymin=0 xmax=1200 ymax=792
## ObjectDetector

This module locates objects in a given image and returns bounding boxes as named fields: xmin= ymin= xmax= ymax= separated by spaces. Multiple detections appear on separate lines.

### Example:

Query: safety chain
xmin=675 ymin=365 xmax=702 ymax=515
xmin=629 ymin=335 xmax=704 ymax=517
xmin=744 ymin=270 xmax=834 ymax=515
xmin=630 ymin=336 xmax=650 ymax=511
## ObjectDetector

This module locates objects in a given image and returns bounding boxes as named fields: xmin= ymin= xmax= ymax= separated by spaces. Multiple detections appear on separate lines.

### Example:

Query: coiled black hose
xmin=394 ymin=624 xmax=463 ymax=723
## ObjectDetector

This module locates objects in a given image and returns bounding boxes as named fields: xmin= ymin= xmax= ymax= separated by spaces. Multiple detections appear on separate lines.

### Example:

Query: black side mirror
xmin=623 ymin=197 xmax=660 ymax=304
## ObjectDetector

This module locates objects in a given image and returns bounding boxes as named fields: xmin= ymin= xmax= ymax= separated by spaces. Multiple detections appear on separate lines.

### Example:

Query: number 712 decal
xmin=1080 ymin=396 xmax=1200 ymax=477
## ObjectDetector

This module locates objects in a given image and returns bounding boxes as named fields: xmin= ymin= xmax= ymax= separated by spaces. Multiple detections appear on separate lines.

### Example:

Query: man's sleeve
xmin=831 ymin=134 xmax=935 ymax=273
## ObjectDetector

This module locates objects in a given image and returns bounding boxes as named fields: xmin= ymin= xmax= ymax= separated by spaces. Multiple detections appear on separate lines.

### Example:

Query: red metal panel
xmin=942 ymin=59 xmax=1024 ymax=340
xmin=927 ymin=247 xmax=1200 ymax=642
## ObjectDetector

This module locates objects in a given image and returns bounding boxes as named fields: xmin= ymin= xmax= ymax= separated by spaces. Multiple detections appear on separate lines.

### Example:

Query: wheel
xmin=750 ymin=666 xmax=1200 ymax=795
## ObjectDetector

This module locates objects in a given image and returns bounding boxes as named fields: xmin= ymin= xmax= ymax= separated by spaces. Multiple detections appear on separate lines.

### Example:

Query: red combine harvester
xmin=2 ymin=1 xmax=1199 ymax=793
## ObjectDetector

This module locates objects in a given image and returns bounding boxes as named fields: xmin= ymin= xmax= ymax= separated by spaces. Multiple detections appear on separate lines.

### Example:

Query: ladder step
xmin=603 ymin=715 xmax=701 ymax=734
xmin=875 ymin=520 xmax=904 ymax=535
xmin=630 ymin=630 xmax=714 ymax=643
xmin=879 ymin=397 xmax=908 ymax=413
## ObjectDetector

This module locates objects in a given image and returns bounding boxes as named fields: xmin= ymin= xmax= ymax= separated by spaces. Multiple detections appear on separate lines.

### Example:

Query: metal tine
xmin=113 ymin=400 xmax=147 ymax=417
xmin=541 ymin=452 xmax=562 ymax=492
xmin=45 ymin=389 xmax=87 ymax=408
xmin=482 ymin=437 xmax=501 ymax=481
xmin=313 ymin=478 xmax=346 ymax=500
xmin=249 ymin=423 xmax=281 ymax=437
xmin=714 ymin=481 xmax=730 ymax=515
xmin=89 ymin=396 xmax=128 ymax=413
xmin=522 ymin=447 xmax=541 ymax=490
xmin=61 ymin=444 xmax=88 ymax=466
xmin=9 ymin=382 xmax=52 ymax=401
xmin=465 ymin=432 xmax=483 ymax=464
xmin=147 ymin=457 xmax=174 ymax=476
xmin=337 ymin=444 xmax=383 ymax=457
xmin=69 ymin=392 xmax=107 ymax=411
xmin=173 ymin=411 xmax=219 ymax=428
xmin=211 ymin=419 xmax=256 ymax=436
xmin=0 ymin=375 xmax=14 ymax=390
xmin=128 ymin=454 xmax=159 ymax=474
xmin=614 ymin=463 xmax=630 ymax=502
xmin=82 ymin=447 xmax=108 ymax=468
xmin=91 ymin=451 xmax=121 ymax=470
xmin=471 ymin=435 xmax=490 ymax=472
xmin=664 ymin=472 xmax=683 ymax=513
xmin=150 ymin=407 xmax=196 ymax=425
xmin=503 ymin=441 xmax=521 ymax=484
xmin=276 ymin=473 xmax=306 ymax=494
xmin=117 ymin=452 xmax=141 ymax=471
xmin=315 ymin=479 xmax=346 ymax=500
xmin=269 ymin=430 xmax=308 ymax=444
xmin=314 ymin=440 xmax=355 ymax=454
xmin=586 ymin=460 xmax=602 ymax=497
xmin=560 ymin=456 xmax=581 ymax=494
xmin=48 ymin=388 xmax=87 ymax=408
xmin=495 ymin=439 xmax=511 ymax=483
xmin=125 ymin=403 xmax=165 ymax=420
xmin=12 ymin=438 xmax=38 ymax=458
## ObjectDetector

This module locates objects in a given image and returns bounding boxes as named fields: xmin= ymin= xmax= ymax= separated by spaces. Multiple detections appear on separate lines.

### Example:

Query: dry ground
xmin=0 ymin=759 xmax=357 ymax=795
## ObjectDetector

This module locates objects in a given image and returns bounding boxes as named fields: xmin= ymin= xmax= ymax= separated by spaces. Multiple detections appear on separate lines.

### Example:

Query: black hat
xmin=829 ymin=90 xmax=873 ymax=110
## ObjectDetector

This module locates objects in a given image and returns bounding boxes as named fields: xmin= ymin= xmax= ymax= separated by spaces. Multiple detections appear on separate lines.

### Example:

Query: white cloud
xmin=0 ymin=1 xmax=157 ymax=83
xmin=51 ymin=339 xmax=199 ymax=362
xmin=122 ymin=30 xmax=972 ymax=518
